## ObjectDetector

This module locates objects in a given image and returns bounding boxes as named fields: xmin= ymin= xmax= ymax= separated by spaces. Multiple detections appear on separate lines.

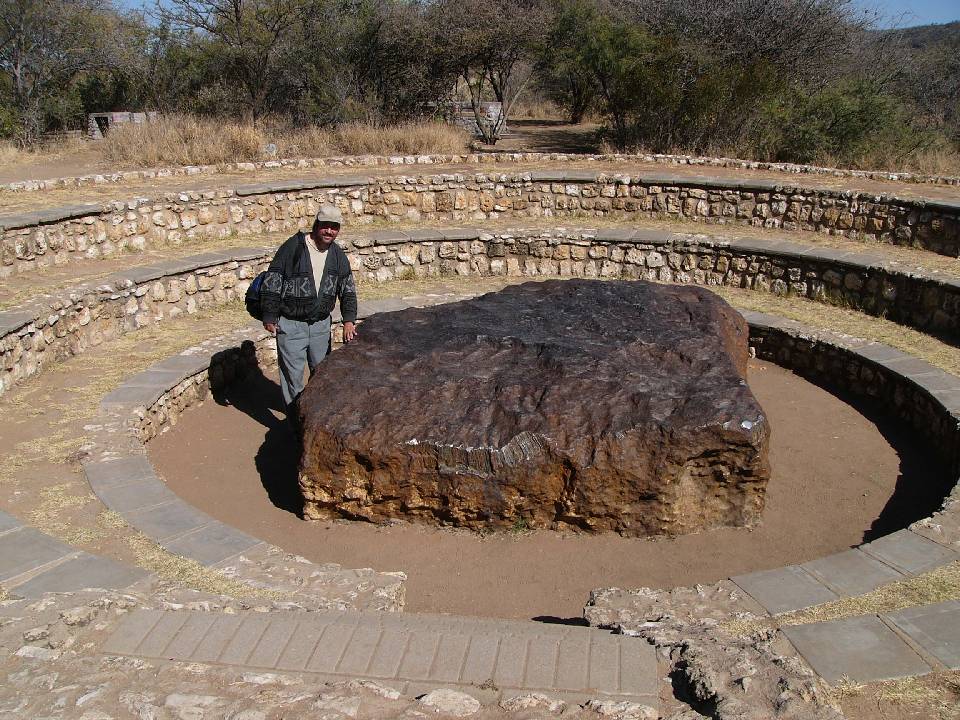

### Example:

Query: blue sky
xmin=120 ymin=0 xmax=959 ymax=28
xmin=857 ymin=0 xmax=959 ymax=26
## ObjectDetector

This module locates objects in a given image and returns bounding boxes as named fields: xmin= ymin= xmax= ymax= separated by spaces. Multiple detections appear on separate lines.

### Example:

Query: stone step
xmin=783 ymin=600 xmax=960 ymax=684
xmin=0 ymin=510 xmax=148 ymax=597
xmin=102 ymin=608 xmax=659 ymax=705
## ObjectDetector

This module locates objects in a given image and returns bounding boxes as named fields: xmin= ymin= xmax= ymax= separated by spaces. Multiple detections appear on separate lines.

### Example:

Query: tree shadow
xmin=211 ymin=362 xmax=303 ymax=517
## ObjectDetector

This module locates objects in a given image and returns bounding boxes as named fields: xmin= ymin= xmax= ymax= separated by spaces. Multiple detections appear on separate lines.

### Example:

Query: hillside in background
xmin=880 ymin=20 xmax=960 ymax=48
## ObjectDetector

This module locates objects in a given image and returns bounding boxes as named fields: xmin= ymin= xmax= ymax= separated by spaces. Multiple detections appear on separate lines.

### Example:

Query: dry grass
xmin=723 ymin=561 xmax=960 ymax=640
xmin=819 ymin=145 xmax=960 ymax=178
xmin=712 ymin=286 xmax=960 ymax=375
xmin=101 ymin=115 xmax=470 ymax=167
xmin=780 ymin=561 xmax=960 ymax=626
xmin=0 ymin=137 xmax=90 ymax=167
xmin=833 ymin=672 xmax=960 ymax=720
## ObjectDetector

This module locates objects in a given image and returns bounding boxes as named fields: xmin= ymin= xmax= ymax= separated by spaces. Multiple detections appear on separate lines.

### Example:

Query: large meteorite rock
xmin=298 ymin=280 xmax=770 ymax=536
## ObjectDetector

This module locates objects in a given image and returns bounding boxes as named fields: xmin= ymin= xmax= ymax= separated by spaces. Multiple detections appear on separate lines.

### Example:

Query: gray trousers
xmin=276 ymin=315 xmax=332 ymax=410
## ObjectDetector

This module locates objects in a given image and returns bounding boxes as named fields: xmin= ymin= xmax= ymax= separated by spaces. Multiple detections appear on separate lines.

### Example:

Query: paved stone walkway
xmin=783 ymin=600 xmax=960 ymax=683
xmin=731 ymin=529 xmax=960 ymax=616
xmin=103 ymin=608 xmax=659 ymax=706
xmin=0 ymin=509 xmax=147 ymax=598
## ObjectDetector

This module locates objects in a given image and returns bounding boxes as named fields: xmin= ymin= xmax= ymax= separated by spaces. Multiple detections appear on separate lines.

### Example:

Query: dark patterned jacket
xmin=261 ymin=231 xmax=357 ymax=326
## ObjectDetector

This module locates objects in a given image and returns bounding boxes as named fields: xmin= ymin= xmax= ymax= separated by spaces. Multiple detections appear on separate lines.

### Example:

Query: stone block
xmin=163 ymin=522 xmax=262 ymax=566
xmin=0 ymin=527 xmax=73 ymax=581
xmin=783 ymin=615 xmax=931 ymax=684
xmin=860 ymin=529 xmax=960 ymax=575
xmin=123 ymin=499 xmax=214 ymax=541
xmin=96 ymin=476 xmax=178 ymax=514
xmin=83 ymin=455 xmax=157 ymax=492
xmin=9 ymin=552 xmax=148 ymax=597
xmin=802 ymin=549 xmax=906 ymax=597
xmin=732 ymin=565 xmax=837 ymax=614
xmin=885 ymin=599 xmax=960 ymax=668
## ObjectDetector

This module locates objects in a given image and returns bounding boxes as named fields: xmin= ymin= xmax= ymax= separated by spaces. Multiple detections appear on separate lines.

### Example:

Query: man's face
xmin=311 ymin=222 xmax=340 ymax=249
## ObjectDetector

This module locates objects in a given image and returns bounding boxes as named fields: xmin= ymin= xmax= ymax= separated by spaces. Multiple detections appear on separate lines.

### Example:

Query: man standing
xmin=261 ymin=205 xmax=358 ymax=419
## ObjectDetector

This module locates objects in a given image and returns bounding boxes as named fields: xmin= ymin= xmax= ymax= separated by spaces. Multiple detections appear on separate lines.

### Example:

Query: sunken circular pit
xmin=139 ymin=279 xmax=955 ymax=619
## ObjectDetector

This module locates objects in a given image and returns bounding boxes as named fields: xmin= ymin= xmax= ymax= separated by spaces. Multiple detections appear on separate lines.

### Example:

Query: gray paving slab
xmin=783 ymin=615 xmax=932 ymax=684
xmin=403 ymin=228 xmax=445 ymax=242
xmin=83 ymin=456 xmax=157 ymax=492
xmin=121 ymin=265 xmax=169 ymax=285
xmin=0 ymin=509 xmax=22 ymax=535
xmin=220 ymin=614 xmax=272 ymax=665
xmin=104 ymin=610 xmax=657 ymax=701
xmin=432 ymin=633 xmax=470 ymax=683
xmin=460 ymin=634 xmax=498 ymax=684
xmin=8 ymin=552 xmax=148 ymax=597
xmin=152 ymin=353 xmax=215 ymax=376
xmin=880 ymin=356 xmax=942 ymax=376
xmin=595 ymin=228 xmax=637 ymax=243
xmin=441 ymin=228 xmax=482 ymax=241
xmin=95 ymin=476 xmax=178 ymax=514
xmin=102 ymin=608 xmax=165 ymax=655
xmin=630 ymin=228 xmax=672 ymax=246
xmin=588 ymin=634 xmax=619 ymax=691
xmin=732 ymin=565 xmax=838 ymax=615
xmin=802 ymin=549 xmax=906 ymax=597
xmin=855 ymin=343 xmax=911 ymax=365
xmin=191 ymin=614 xmax=245 ymax=662
xmin=562 ymin=170 xmax=601 ymax=183
xmin=0 ymin=527 xmax=74 ymax=582
xmin=909 ymin=369 xmax=960 ymax=395
xmin=164 ymin=612 xmax=220 ymax=658
xmin=885 ymin=600 xmax=960 ymax=669
xmin=100 ymin=383 xmax=167 ymax=408
xmin=276 ymin=618 xmax=324 ymax=671
xmin=123 ymin=499 xmax=214 ymax=542
xmin=161 ymin=522 xmax=262 ymax=566
xmin=528 ymin=171 xmax=567 ymax=183
xmin=0 ymin=309 xmax=40 ymax=336
xmin=860 ymin=529 xmax=960 ymax=575
xmin=369 ymin=230 xmax=409 ymax=246
xmin=121 ymin=368 xmax=190 ymax=388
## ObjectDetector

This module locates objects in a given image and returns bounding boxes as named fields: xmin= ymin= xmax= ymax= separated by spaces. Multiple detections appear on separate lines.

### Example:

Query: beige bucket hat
xmin=314 ymin=204 xmax=343 ymax=226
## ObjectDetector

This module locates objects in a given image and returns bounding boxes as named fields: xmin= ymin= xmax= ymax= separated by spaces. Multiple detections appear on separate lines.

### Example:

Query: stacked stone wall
xmin=748 ymin=317 xmax=960 ymax=477
xmin=3 ymin=173 xmax=959 ymax=277
xmin=340 ymin=229 xmax=960 ymax=343
xmin=136 ymin=335 xmax=277 ymax=443
xmin=3 ymin=229 xmax=960 ymax=398
xmin=4 ymin=150 xmax=958 ymax=193
xmin=0 ymin=251 xmax=268 ymax=394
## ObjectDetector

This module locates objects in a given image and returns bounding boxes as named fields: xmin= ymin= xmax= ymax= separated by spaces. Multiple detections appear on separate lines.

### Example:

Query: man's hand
xmin=264 ymin=322 xmax=277 ymax=334
xmin=343 ymin=321 xmax=358 ymax=343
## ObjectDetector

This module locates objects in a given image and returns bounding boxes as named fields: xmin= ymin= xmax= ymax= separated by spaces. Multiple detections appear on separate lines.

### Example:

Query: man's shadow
xmin=211 ymin=356 xmax=303 ymax=516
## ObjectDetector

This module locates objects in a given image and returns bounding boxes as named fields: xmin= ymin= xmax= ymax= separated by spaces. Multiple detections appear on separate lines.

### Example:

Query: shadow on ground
xmin=793 ymin=375 xmax=954 ymax=544
xmin=210 ymin=358 xmax=953 ymax=546
xmin=212 ymin=364 xmax=303 ymax=517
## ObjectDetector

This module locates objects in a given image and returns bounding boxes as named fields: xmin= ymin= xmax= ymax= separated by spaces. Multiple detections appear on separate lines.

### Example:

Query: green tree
xmin=0 ymin=0 xmax=117 ymax=143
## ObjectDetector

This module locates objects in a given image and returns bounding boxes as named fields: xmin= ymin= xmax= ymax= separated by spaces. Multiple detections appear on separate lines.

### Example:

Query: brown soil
xmin=149 ymin=358 xmax=948 ymax=621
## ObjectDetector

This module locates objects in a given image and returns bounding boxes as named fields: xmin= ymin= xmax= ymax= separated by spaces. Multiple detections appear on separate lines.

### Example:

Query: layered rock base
xmin=299 ymin=280 xmax=770 ymax=536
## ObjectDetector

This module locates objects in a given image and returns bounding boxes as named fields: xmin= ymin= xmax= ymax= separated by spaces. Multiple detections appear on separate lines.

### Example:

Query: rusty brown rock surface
xmin=298 ymin=280 xmax=770 ymax=536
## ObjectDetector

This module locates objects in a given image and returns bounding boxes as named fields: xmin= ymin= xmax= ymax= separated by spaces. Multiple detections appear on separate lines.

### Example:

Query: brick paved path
xmin=103 ymin=608 xmax=659 ymax=705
